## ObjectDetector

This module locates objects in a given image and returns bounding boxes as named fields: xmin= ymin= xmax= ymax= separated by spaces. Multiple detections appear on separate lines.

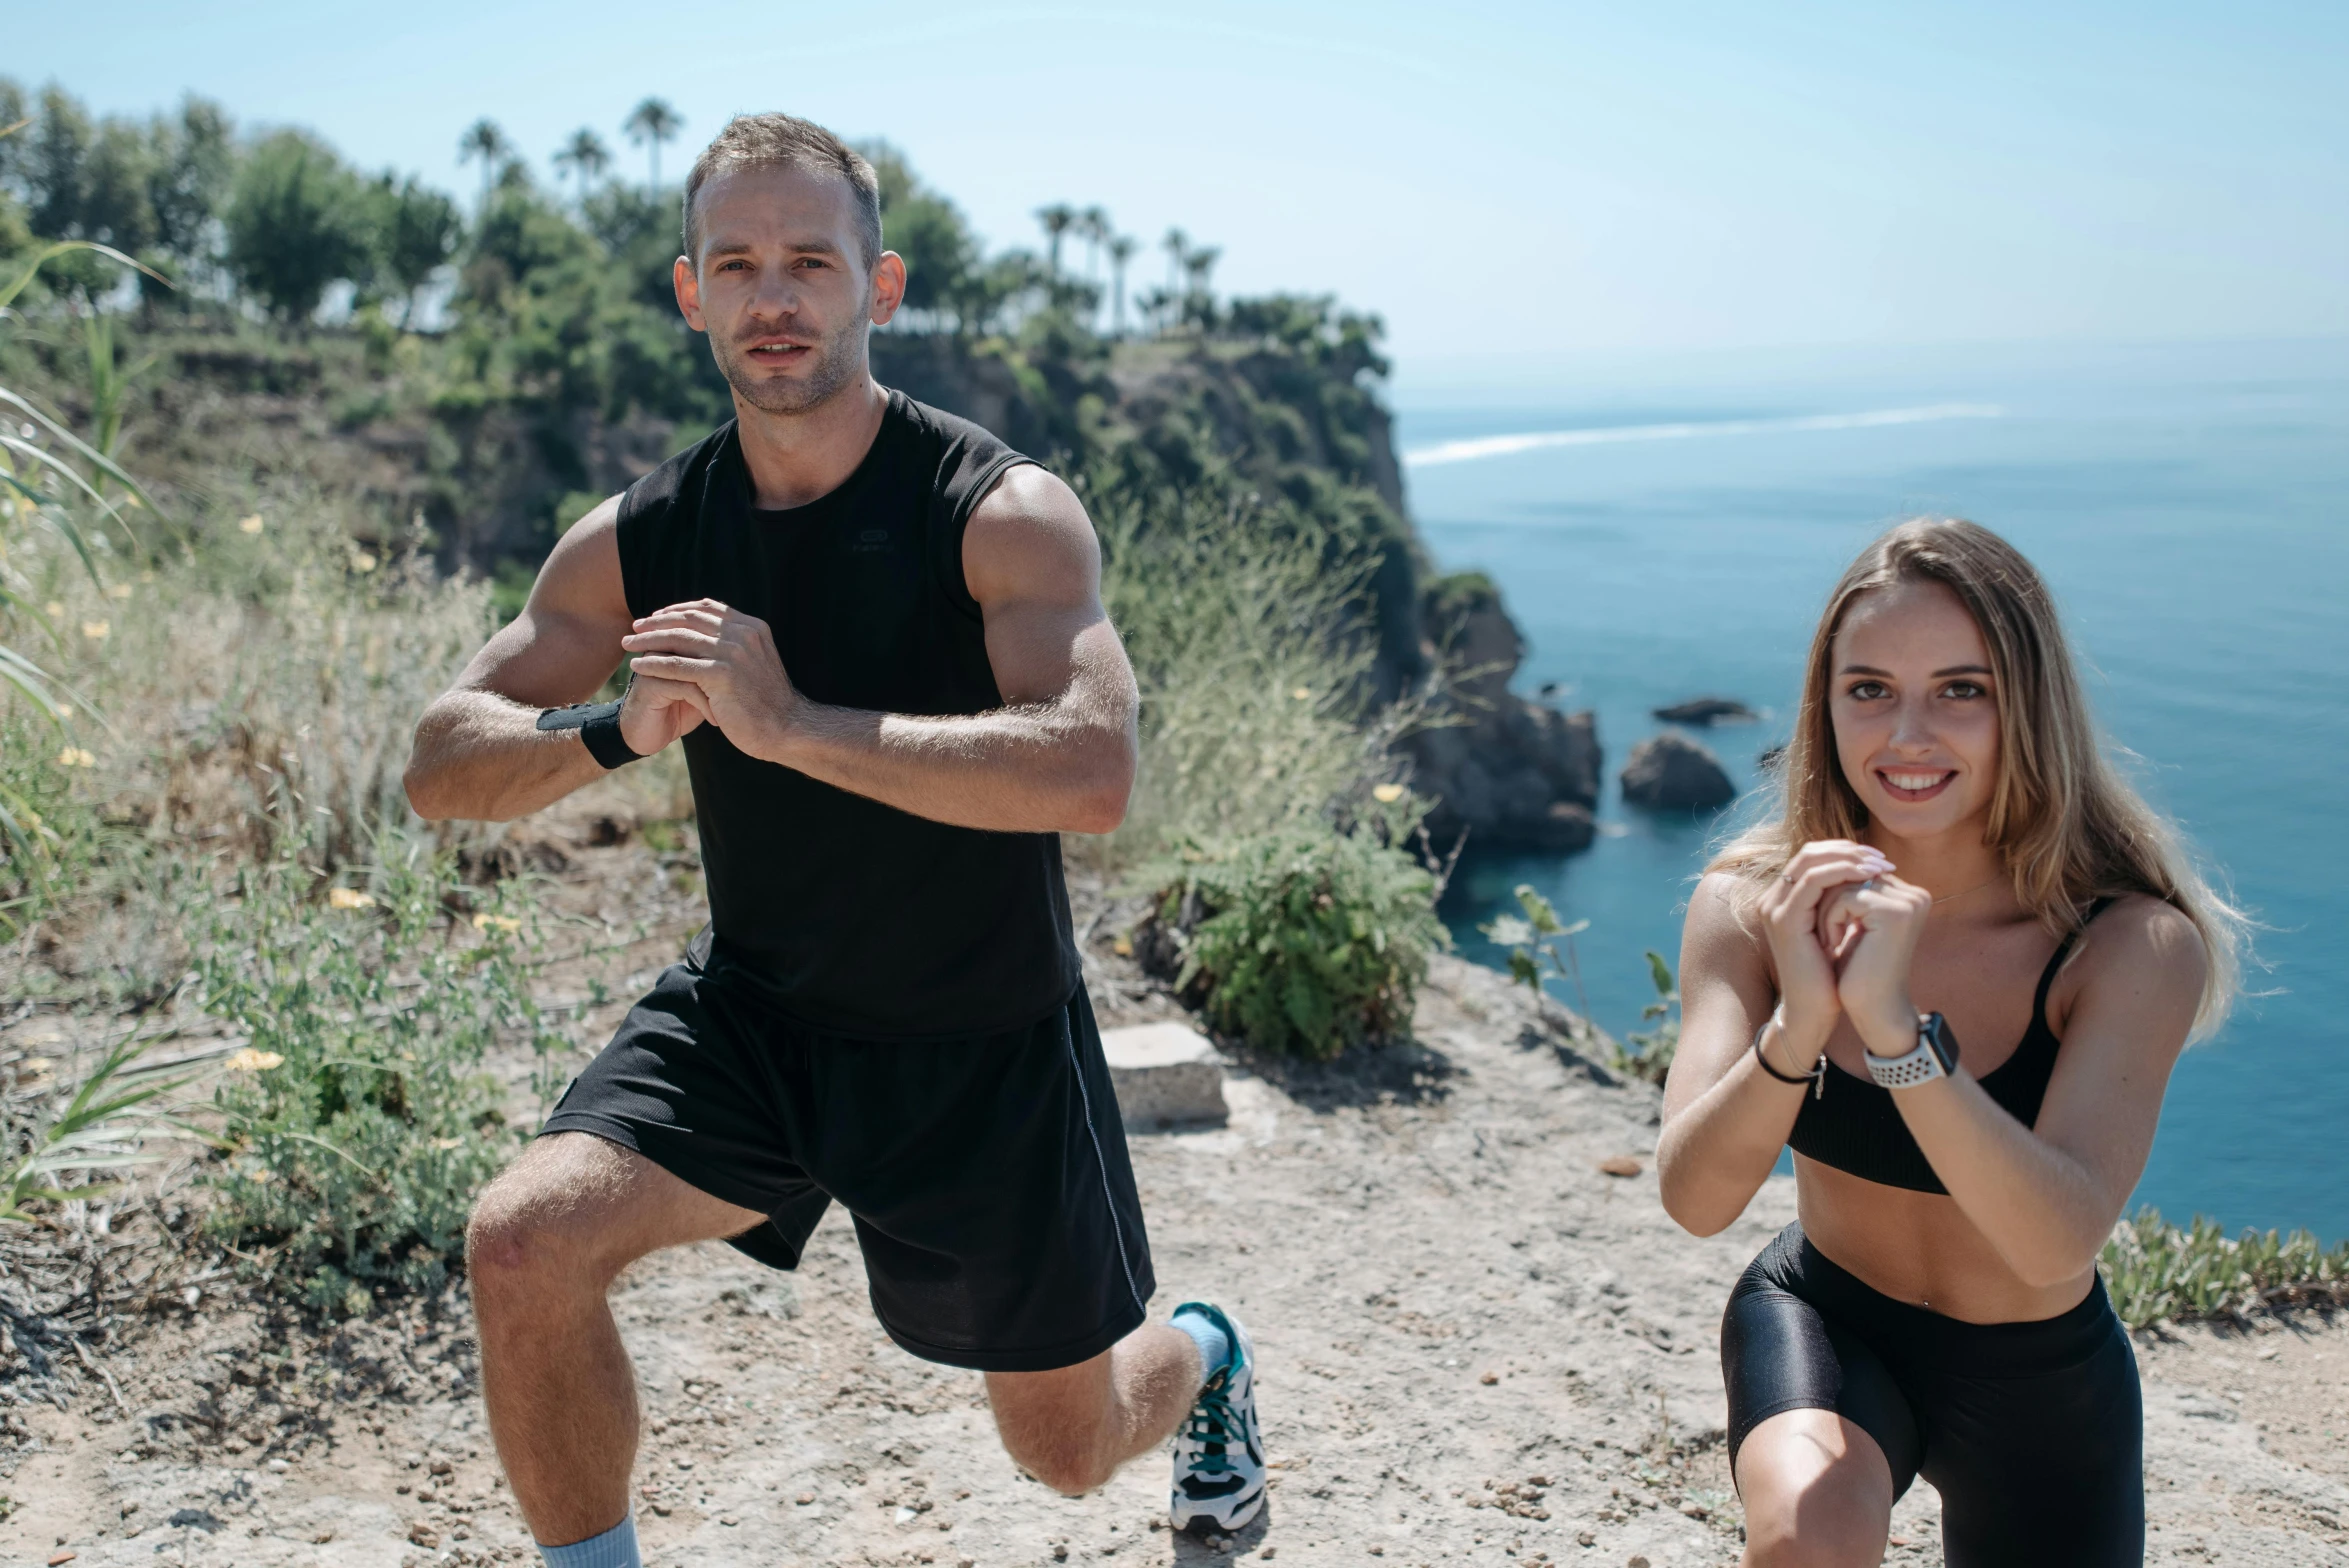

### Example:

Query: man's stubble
xmin=710 ymin=308 xmax=868 ymax=418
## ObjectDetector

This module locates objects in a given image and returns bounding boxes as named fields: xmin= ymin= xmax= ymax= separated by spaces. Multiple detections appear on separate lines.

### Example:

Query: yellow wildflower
xmin=432 ymin=1137 xmax=464 ymax=1151
xmin=237 ymin=514 xmax=265 ymax=534
xmin=56 ymin=746 xmax=95 ymax=768
xmin=225 ymin=1047 xmax=285 ymax=1072
xmin=52 ymin=703 xmax=72 ymax=719
xmin=327 ymin=887 xmax=376 ymax=910
xmin=80 ymin=620 xmax=108 ymax=640
xmin=44 ymin=600 xmax=65 ymax=620
xmin=1291 ymin=687 xmax=1313 ymax=701
xmin=107 ymin=581 xmax=134 ymax=600
xmin=352 ymin=550 xmax=379 ymax=572
xmin=1372 ymin=783 xmax=1407 ymax=804
xmin=472 ymin=913 xmax=522 ymax=933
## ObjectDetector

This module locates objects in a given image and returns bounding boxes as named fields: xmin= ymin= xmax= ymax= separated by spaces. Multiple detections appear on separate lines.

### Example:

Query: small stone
xmin=1889 ymin=1538 xmax=1910 ymax=1548
xmin=1100 ymin=1021 xmax=1227 ymax=1129
xmin=1628 ymin=1558 xmax=1651 ymax=1568
xmin=720 ymin=1515 xmax=739 ymax=1527
xmin=1680 ymin=1501 xmax=1708 ymax=1518
xmin=1480 ymin=1371 xmax=1499 ymax=1385
xmin=1599 ymin=1156 xmax=1642 ymax=1178
xmin=1577 ymin=1530 xmax=1596 ymax=1546
xmin=266 ymin=1458 xmax=290 ymax=1474
xmin=48 ymin=1554 xmax=77 ymax=1567
xmin=314 ymin=1532 xmax=335 ymax=1545
xmin=428 ymin=1457 xmax=454 ymax=1476
xmin=406 ymin=1524 xmax=440 ymax=1548
xmin=1526 ymin=1474 xmax=1549 ymax=1487
xmin=796 ymin=1492 xmax=816 ymax=1505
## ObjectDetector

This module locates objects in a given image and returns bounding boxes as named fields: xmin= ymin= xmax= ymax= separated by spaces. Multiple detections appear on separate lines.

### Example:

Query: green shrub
xmin=196 ymin=836 xmax=564 ymax=1315
xmin=0 ymin=706 xmax=102 ymax=936
xmin=2100 ymin=1206 xmax=2349 ymax=1329
xmin=1618 ymin=951 xmax=1681 ymax=1085
xmin=1148 ymin=825 xmax=1448 ymax=1059
xmin=1090 ymin=469 xmax=1423 ymax=871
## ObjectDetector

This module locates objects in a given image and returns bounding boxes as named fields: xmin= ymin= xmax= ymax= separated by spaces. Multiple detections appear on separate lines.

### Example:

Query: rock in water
xmin=1652 ymin=696 xmax=1756 ymax=725
xmin=1620 ymin=733 xmax=1736 ymax=810
xmin=1405 ymin=575 xmax=1602 ymax=852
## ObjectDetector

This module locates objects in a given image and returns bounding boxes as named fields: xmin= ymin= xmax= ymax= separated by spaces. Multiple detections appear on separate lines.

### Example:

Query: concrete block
xmin=1100 ymin=1020 xmax=1227 ymax=1130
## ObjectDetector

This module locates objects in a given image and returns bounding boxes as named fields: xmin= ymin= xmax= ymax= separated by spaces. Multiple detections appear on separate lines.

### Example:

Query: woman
xmin=1658 ymin=518 xmax=2240 ymax=1567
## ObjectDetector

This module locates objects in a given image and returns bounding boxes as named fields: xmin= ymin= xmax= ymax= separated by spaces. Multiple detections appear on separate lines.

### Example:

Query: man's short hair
xmin=683 ymin=113 xmax=881 ymax=271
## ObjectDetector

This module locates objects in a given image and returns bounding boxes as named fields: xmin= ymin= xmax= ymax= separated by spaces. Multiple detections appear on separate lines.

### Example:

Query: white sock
xmin=538 ymin=1512 xmax=641 ymax=1568
xmin=1172 ymin=1307 xmax=1231 ymax=1384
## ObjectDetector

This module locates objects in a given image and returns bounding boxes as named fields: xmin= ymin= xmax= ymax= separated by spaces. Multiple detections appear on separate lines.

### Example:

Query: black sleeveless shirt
xmin=1786 ymin=899 xmax=2117 ymax=1193
xmin=614 ymin=392 xmax=1081 ymax=1039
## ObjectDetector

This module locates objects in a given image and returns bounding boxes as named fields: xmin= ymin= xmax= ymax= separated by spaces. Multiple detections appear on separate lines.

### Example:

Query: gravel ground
xmin=5 ymin=848 xmax=2345 ymax=1566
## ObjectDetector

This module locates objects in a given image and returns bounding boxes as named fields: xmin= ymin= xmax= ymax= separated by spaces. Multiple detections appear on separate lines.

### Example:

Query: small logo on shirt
xmin=853 ymin=527 xmax=892 ymax=554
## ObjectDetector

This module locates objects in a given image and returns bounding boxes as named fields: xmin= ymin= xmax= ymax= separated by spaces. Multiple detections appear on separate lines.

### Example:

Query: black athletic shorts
xmin=1722 ymin=1223 xmax=2143 ymax=1567
xmin=541 ymin=943 xmax=1155 ymax=1373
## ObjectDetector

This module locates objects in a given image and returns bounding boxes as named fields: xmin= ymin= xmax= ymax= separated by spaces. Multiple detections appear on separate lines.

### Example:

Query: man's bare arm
xmin=619 ymin=465 xmax=1139 ymax=834
xmin=404 ymin=498 xmax=706 ymax=822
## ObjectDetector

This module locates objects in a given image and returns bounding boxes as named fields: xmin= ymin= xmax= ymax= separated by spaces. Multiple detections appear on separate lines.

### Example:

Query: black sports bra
xmin=1786 ymin=898 xmax=2117 ymax=1194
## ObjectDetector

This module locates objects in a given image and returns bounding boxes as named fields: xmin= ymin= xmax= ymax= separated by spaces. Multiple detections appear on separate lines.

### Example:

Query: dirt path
xmin=6 ymin=956 xmax=2346 ymax=1567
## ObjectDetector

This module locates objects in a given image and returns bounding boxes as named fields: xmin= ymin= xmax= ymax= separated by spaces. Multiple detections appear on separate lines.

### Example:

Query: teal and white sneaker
xmin=1169 ymin=1302 xmax=1265 ymax=1533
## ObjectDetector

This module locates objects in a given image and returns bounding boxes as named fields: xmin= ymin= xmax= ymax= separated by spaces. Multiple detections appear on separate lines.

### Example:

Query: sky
xmin=14 ymin=1 xmax=2346 ymax=395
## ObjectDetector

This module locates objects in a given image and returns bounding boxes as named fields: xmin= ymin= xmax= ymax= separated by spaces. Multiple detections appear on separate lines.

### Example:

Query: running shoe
xmin=1168 ymin=1302 xmax=1265 ymax=1533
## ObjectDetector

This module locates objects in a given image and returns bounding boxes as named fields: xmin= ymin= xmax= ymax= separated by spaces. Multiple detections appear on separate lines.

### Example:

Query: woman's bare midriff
xmin=1795 ymin=1158 xmax=2097 ymax=1323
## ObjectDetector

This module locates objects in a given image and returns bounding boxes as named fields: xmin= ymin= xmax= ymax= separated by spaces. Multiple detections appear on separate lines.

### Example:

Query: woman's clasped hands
xmin=1758 ymin=840 xmax=1934 ymax=1069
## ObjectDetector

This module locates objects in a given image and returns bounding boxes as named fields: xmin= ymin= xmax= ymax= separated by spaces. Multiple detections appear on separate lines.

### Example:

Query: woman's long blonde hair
xmin=1708 ymin=517 xmax=2243 ymax=1037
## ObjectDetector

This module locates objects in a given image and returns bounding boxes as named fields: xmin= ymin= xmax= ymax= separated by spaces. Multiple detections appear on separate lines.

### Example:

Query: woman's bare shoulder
xmin=1683 ymin=870 xmax=1771 ymax=981
xmin=2063 ymin=892 xmax=2207 ymax=1018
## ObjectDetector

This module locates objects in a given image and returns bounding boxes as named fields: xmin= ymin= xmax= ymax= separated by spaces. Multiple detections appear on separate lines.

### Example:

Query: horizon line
xmin=1401 ymin=403 xmax=2009 ymax=468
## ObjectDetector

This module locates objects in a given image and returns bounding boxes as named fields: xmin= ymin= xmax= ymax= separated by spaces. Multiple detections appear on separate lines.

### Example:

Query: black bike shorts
xmin=541 ymin=948 xmax=1155 ymax=1373
xmin=1722 ymin=1223 xmax=2142 ymax=1567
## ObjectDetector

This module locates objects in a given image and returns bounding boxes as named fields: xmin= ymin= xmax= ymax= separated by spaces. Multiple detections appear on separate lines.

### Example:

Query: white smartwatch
xmin=1865 ymin=1011 xmax=1961 ymax=1090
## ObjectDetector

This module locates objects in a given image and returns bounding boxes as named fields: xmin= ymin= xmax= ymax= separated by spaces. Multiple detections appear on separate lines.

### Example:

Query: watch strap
xmin=537 ymin=700 xmax=640 ymax=770
xmin=1865 ymin=1012 xmax=1959 ymax=1090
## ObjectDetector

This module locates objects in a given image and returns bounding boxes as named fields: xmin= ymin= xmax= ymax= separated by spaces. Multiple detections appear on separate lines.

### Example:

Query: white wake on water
xmin=1401 ymin=402 xmax=2007 ymax=468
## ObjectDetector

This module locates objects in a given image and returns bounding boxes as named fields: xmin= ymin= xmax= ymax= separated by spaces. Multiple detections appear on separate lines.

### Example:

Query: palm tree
xmin=1036 ymin=204 xmax=1075 ymax=278
xmin=1106 ymin=234 xmax=1136 ymax=337
xmin=554 ymin=128 xmax=611 ymax=206
xmin=624 ymin=97 xmax=684 ymax=190
xmin=1078 ymin=206 xmax=1109 ymax=279
xmin=1161 ymin=227 xmax=1188 ymax=297
xmin=458 ymin=118 xmax=511 ymax=209
xmin=1183 ymin=245 xmax=1221 ymax=329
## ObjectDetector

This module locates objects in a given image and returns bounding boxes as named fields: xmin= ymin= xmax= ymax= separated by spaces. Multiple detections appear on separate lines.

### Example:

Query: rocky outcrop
xmin=1620 ymin=733 xmax=1736 ymax=811
xmin=1653 ymin=697 xmax=1756 ymax=726
xmin=1404 ymin=574 xmax=1601 ymax=852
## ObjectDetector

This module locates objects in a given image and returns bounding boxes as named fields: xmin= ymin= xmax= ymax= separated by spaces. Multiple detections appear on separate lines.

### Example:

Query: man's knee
xmin=1002 ymin=1430 xmax=1116 ymax=1498
xmin=465 ymin=1137 xmax=620 ymax=1305
xmin=988 ymin=1362 xmax=1117 ymax=1497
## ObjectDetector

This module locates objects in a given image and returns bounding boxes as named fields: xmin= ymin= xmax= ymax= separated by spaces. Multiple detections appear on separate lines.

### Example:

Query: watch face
xmin=1922 ymin=1012 xmax=1960 ymax=1071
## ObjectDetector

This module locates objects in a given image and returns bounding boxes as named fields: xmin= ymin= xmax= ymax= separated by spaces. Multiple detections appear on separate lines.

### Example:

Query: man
xmin=404 ymin=113 xmax=1262 ymax=1568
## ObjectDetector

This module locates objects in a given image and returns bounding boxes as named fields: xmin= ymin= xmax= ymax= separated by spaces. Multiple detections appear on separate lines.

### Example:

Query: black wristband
xmin=1752 ymin=1012 xmax=1824 ymax=1096
xmin=536 ymin=700 xmax=640 ymax=770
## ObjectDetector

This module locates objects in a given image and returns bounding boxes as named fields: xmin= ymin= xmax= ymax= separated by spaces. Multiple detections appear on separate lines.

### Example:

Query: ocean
xmin=1396 ymin=338 xmax=2349 ymax=1243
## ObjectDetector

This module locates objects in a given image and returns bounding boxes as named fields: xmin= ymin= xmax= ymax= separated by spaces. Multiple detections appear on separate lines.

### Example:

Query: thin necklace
xmin=1931 ymin=875 xmax=2002 ymax=907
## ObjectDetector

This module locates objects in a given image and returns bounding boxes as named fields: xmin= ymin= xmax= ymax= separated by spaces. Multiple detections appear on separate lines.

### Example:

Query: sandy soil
xmin=5 ymin=819 xmax=2346 ymax=1567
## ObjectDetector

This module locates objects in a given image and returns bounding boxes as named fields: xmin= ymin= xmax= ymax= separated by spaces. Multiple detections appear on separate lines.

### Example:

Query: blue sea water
xmin=1397 ymin=339 xmax=2349 ymax=1243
